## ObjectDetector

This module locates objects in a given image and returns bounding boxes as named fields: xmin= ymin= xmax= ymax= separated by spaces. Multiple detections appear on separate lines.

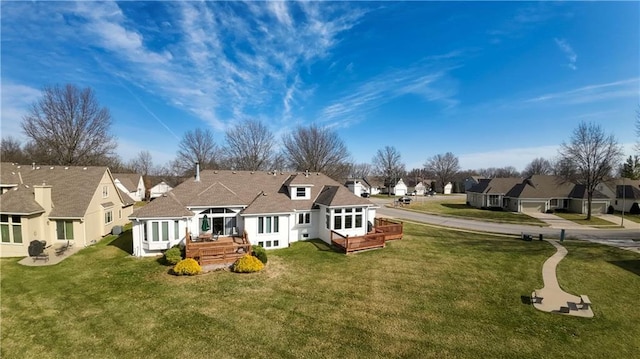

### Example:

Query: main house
xmin=466 ymin=175 xmax=610 ymax=214
xmin=0 ymin=163 xmax=134 ymax=257
xmin=129 ymin=166 xmax=378 ymax=257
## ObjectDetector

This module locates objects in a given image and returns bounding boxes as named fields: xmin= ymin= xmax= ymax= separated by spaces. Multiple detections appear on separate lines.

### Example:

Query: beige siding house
xmin=0 ymin=163 xmax=133 ymax=257
xmin=466 ymin=175 xmax=610 ymax=214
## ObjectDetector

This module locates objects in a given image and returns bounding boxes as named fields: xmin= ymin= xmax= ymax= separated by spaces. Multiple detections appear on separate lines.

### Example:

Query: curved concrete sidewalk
xmin=532 ymin=239 xmax=593 ymax=318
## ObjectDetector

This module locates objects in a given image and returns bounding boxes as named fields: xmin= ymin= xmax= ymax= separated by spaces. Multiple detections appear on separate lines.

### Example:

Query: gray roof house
xmin=129 ymin=168 xmax=378 ymax=258
xmin=467 ymin=175 xmax=610 ymax=214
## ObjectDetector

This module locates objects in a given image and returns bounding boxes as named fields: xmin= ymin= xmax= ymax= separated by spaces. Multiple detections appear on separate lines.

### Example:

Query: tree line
xmin=1 ymin=84 xmax=639 ymax=217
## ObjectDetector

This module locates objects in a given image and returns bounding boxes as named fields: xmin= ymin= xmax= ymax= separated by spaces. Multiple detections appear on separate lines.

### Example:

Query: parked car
xmin=427 ymin=190 xmax=436 ymax=196
xmin=361 ymin=192 xmax=370 ymax=198
xmin=398 ymin=196 xmax=412 ymax=204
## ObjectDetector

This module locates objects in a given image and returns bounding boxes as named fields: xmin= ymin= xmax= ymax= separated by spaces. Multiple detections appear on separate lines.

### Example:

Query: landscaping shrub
xmin=554 ymin=208 xmax=568 ymax=213
xmin=546 ymin=209 xmax=555 ymax=214
xmin=172 ymin=258 xmax=202 ymax=276
xmin=607 ymin=205 xmax=615 ymax=214
xmin=252 ymin=245 xmax=268 ymax=264
xmin=232 ymin=254 xmax=264 ymax=273
xmin=630 ymin=202 xmax=640 ymax=215
xmin=164 ymin=246 xmax=182 ymax=265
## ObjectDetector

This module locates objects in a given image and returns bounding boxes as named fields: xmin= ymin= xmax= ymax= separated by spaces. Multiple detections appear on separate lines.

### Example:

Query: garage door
xmin=521 ymin=202 xmax=544 ymax=213
xmin=590 ymin=203 xmax=606 ymax=214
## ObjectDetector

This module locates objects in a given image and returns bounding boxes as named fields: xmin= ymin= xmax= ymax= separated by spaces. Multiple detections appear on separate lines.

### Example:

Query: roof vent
xmin=83 ymin=167 xmax=87 ymax=170
xmin=251 ymin=171 xmax=254 ymax=174
xmin=232 ymin=171 xmax=236 ymax=174
xmin=262 ymin=192 xmax=268 ymax=196
xmin=65 ymin=167 xmax=69 ymax=170
xmin=50 ymin=166 xmax=54 ymax=169
xmin=214 ymin=171 xmax=218 ymax=174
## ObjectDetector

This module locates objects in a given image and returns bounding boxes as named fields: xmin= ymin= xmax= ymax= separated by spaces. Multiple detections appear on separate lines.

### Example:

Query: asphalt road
xmin=373 ymin=197 xmax=640 ymax=243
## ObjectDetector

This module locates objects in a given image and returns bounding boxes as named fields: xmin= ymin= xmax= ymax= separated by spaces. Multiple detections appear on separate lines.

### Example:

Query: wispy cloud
xmin=554 ymin=38 xmax=577 ymax=70
xmin=320 ymin=56 xmax=462 ymax=127
xmin=0 ymin=83 xmax=42 ymax=141
xmin=487 ymin=2 xmax=564 ymax=44
xmin=524 ymin=78 xmax=639 ymax=104
xmin=3 ymin=1 xmax=367 ymax=134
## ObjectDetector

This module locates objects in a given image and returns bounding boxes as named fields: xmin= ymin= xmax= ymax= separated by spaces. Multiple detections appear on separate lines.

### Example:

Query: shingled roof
xmin=131 ymin=170 xmax=374 ymax=219
xmin=112 ymin=173 xmax=142 ymax=192
xmin=0 ymin=163 xmax=116 ymax=218
xmin=0 ymin=185 xmax=45 ymax=215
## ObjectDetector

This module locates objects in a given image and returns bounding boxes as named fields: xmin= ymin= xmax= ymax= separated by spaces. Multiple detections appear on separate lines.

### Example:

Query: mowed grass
xmin=406 ymin=196 xmax=546 ymax=226
xmin=554 ymin=212 xmax=619 ymax=227
xmin=2 ymin=224 xmax=640 ymax=358
xmin=611 ymin=212 xmax=640 ymax=224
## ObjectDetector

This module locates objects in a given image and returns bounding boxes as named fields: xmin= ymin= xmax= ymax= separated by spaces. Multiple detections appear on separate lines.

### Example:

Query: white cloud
xmin=0 ymin=83 xmax=42 ymax=142
xmin=554 ymin=38 xmax=577 ymax=70
xmin=524 ymin=78 xmax=640 ymax=105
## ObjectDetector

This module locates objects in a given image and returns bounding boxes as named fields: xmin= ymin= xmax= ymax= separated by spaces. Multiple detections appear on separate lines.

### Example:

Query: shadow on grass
xmin=308 ymin=239 xmax=341 ymax=253
xmin=441 ymin=203 xmax=472 ymax=210
xmin=608 ymin=260 xmax=640 ymax=277
xmin=107 ymin=229 xmax=133 ymax=255
xmin=520 ymin=295 xmax=532 ymax=305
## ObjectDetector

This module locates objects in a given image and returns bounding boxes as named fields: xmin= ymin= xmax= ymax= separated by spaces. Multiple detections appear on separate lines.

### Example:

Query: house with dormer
xmin=0 ymin=163 xmax=134 ymax=257
xmin=113 ymin=173 xmax=145 ymax=202
xmin=129 ymin=165 xmax=378 ymax=257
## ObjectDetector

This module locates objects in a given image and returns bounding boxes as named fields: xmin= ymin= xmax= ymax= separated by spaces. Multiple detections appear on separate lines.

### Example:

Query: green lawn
xmin=554 ymin=212 xmax=619 ymax=227
xmin=405 ymin=196 xmax=546 ymax=226
xmin=2 ymin=225 xmax=639 ymax=358
xmin=611 ymin=212 xmax=640 ymax=224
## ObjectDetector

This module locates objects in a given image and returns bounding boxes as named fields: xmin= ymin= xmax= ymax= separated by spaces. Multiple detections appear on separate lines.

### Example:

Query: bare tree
xmin=0 ymin=136 xmax=26 ymax=163
xmin=175 ymin=128 xmax=219 ymax=176
xmin=372 ymin=146 xmax=406 ymax=195
xmin=522 ymin=157 xmax=552 ymax=177
xmin=21 ymin=84 xmax=117 ymax=165
xmin=223 ymin=119 xmax=274 ymax=171
xmin=558 ymin=122 xmax=623 ymax=220
xmin=128 ymin=150 xmax=155 ymax=176
xmin=348 ymin=162 xmax=372 ymax=179
xmin=424 ymin=152 xmax=460 ymax=192
xmin=281 ymin=123 xmax=350 ymax=180
xmin=477 ymin=166 xmax=520 ymax=178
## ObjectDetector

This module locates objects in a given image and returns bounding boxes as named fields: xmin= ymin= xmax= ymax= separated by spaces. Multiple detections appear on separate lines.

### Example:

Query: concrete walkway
xmin=596 ymin=214 xmax=640 ymax=230
xmin=532 ymin=239 xmax=593 ymax=318
xmin=524 ymin=212 xmax=584 ymax=229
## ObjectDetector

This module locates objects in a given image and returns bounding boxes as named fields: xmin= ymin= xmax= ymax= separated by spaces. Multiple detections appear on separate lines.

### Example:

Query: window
xmin=152 ymin=222 xmax=159 ymax=242
xmin=488 ymin=195 xmax=500 ymax=207
xmin=296 ymin=187 xmax=306 ymax=198
xmin=550 ymin=199 xmax=558 ymax=206
xmin=104 ymin=211 xmax=113 ymax=224
xmin=274 ymin=240 xmax=279 ymax=247
xmin=266 ymin=241 xmax=272 ymax=247
xmin=0 ymin=215 xmax=22 ymax=244
xmin=326 ymin=214 xmax=330 ymax=229
xmin=355 ymin=214 xmax=363 ymax=228
xmin=119 ymin=210 xmax=122 ymax=219
xmin=258 ymin=216 xmax=279 ymax=234
xmin=258 ymin=241 xmax=264 ymax=247
xmin=345 ymin=214 xmax=353 ymax=229
xmin=56 ymin=220 xmax=74 ymax=240
xmin=102 ymin=185 xmax=109 ymax=198
xmin=174 ymin=220 xmax=180 ymax=239
xmin=162 ymin=222 xmax=169 ymax=241
xmin=298 ymin=212 xmax=311 ymax=225
xmin=334 ymin=215 xmax=342 ymax=230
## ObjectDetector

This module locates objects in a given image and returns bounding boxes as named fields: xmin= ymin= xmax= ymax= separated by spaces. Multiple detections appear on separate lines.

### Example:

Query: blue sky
xmin=2 ymin=1 xmax=639 ymax=171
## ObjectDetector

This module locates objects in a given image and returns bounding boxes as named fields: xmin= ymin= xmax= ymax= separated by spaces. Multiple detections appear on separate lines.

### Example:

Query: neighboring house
xmin=113 ymin=173 xmax=146 ymax=202
xmin=390 ymin=179 xmax=408 ymax=196
xmin=443 ymin=182 xmax=453 ymax=195
xmin=345 ymin=178 xmax=371 ymax=196
xmin=147 ymin=177 xmax=173 ymax=199
xmin=464 ymin=176 xmax=486 ymax=192
xmin=466 ymin=175 xmax=610 ymax=214
xmin=0 ymin=163 xmax=133 ymax=257
xmin=367 ymin=177 xmax=383 ymax=195
xmin=129 ymin=167 xmax=378 ymax=257
xmin=600 ymin=179 xmax=640 ymax=212
xmin=414 ymin=182 xmax=427 ymax=196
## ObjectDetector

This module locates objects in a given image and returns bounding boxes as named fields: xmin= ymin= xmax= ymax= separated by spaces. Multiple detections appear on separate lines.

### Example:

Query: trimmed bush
xmin=546 ymin=209 xmax=555 ymax=214
xmin=172 ymin=258 xmax=202 ymax=276
xmin=607 ymin=205 xmax=615 ymax=214
xmin=232 ymin=254 xmax=264 ymax=273
xmin=164 ymin=246 xmax=182 ymax=265
xmin=630 ymin=202 xmax=640 ymax=215
xmin=252 ymin=245 xmax=268 ymax=264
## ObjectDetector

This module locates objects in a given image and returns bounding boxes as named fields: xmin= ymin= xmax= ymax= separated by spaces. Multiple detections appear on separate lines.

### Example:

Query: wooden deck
xmin=331 ymin=219 xmax=403 ymax=254
xmin=185 ymin=231 xmax=251 ymax=266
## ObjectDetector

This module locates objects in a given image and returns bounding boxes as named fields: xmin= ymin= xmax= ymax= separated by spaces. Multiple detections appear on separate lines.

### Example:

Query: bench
xmin=532 ymin=290 xmax=543 ymax=304
xmin=579 ymin=295 xmax=591 ymax=310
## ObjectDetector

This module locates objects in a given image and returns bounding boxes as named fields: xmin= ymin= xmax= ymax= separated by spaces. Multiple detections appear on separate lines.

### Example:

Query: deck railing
xmin=331 ymin=230 xmax=386 ymax=254
xmin=185 ymin=230 xmax=251 ymax=266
